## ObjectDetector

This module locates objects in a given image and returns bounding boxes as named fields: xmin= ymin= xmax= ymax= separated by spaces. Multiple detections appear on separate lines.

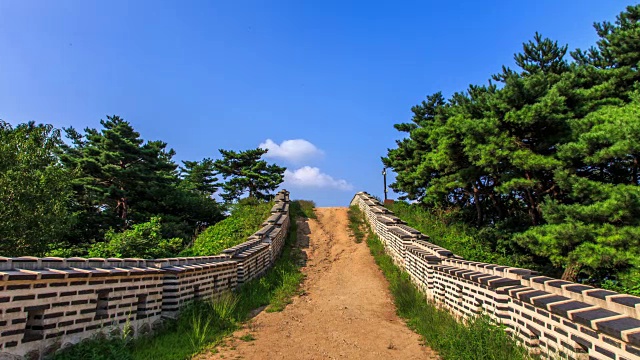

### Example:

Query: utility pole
xmin=382 ymin=167 xmax=388 ymax=201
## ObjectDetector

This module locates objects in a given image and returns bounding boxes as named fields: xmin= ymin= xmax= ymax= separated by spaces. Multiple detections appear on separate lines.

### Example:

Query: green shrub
xmin=88 ymin=217 xmax=183 ymax=258
xmin=53 ymin=322 xmax=134 ymax=360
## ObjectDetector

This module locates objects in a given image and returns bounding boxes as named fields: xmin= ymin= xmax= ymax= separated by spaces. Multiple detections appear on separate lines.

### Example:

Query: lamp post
xmin=382 ymin=167 xmax=388 ymax=201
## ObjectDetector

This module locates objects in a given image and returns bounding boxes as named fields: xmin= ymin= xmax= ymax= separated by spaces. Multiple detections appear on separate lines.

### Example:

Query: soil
xmin=201 ymin=207 xmax=438 ymax=360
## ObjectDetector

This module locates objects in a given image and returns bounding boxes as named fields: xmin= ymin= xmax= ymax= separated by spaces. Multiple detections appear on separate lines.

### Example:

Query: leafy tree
xmin=382 ymin=92 xmax=447 ymax=202
xmin=384 ymin=33 xmax=572 ymax=227
xmin=61 ymin=115 xmax=177 ymax=225
xmin=213 ymin=148 xmax=285 ymax=202
xmin=0 ymin=121 xmax=74 ymax=256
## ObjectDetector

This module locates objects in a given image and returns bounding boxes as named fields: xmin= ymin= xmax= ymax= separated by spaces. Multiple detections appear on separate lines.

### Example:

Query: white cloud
xmin=259 ymin=139 xmax=323 ymax=163
xmin=284 ymin=166 xmax=353 ymax=191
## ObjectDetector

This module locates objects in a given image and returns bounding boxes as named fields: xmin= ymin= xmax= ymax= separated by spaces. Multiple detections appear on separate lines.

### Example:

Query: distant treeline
xmin=383 ymin=5 xmax=640 ymax=292
xmin=0 ymin=115 xmax=285 ymax=258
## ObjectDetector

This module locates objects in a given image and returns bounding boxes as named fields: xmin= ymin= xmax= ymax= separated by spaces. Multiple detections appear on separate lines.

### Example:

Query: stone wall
xmin=0 ymin=190 xmax=290 ymax=359
xmin=351 ymin=191 xmax=640 ymax=360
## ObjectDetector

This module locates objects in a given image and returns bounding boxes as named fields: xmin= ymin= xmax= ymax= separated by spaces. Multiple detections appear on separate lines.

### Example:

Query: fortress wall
xmin=0 ymin=190 xmax=290 ymax=359
xmin=352 ymin=191 xmax=640 ymax=360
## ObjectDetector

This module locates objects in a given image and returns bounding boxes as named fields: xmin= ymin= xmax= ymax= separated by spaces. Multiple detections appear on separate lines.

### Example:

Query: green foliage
xmin=0 ymin=121 xmax=74 ymax=256
xmin=239 ymin=333 xmax=256 ymax=342
xmin=212 ymin=148 xmax=286 ymax=202
xmin=61 ymin=115 xmax=178 ymax=226
xmin=384 ymin=5 xmax=640 ymax=286
xmin=347 ymin=206 xmax=366 ymax=243
xmin=53 ymin=323 xmax=134 ymax=360
xmin=179 ymin=158 xmax=218 ymax=197
xmin=184 ymin=200 xmax=274 ymax=256
xmin=88 ymin=217 xmax=183 ymax=258
xmin=389 ymin=202 xmax=537 ymax=269
xmin=132 ymin=293 xmax=239 ymax=360
xmin=56 ymin=115 xmax=224 ymax=253
xmin=365 ymin=230 xmax=532 ymax=360
xmin=295 ymin=199 xmax=317 ymax=219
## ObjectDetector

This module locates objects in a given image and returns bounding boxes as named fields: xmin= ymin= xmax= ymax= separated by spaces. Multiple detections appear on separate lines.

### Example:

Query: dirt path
xmin=202 ymin=207 xmax=438 ymax=360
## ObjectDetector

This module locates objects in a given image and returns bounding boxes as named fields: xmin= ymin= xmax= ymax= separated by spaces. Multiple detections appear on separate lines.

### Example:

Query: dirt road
xmin=204 ymin=207 xmax=437 ymax=360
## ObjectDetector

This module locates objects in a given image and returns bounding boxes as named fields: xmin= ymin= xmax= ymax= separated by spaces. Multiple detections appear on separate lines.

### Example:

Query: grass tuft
xmin=347 ymin=205 xmax=366 ymax=243
xmin=239 ymin=333 xmax=256 ymax=342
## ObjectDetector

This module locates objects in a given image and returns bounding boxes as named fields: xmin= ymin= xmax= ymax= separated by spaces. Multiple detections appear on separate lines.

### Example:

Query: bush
xmin=54 ymin=322 xmax=134 ymax=360
xmin=88 ymin=217 xmax=183 ymax=258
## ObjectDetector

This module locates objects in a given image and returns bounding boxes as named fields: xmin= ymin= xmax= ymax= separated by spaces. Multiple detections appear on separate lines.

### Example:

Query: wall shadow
xmin=295 ymin=218 xmax=311 ymax=267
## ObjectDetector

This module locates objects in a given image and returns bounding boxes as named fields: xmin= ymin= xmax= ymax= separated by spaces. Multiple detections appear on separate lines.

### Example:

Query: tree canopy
xmin=0 ymin=121 xmax=74 ymax=256
xmin=0 ymin=116 xmax=234 ymax=258
xmin=213 ymin=148 xmax=286 ymax=202
xmin=0 ymin=114 xmax=288 ymax=259
xmin=383 ymin=5 xmax=640 ymax=289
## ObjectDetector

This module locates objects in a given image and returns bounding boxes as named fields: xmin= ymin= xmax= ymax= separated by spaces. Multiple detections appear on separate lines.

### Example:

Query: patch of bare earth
xmin=199 ymin=207 xmax=438 ymax=360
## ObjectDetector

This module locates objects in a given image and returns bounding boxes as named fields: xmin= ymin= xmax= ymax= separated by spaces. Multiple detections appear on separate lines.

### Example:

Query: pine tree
xmin=213 ymin=148 xmax=285 ymax=202
xmin=60 ymin=115 xmax=178 ymax=230
xmin=180 ymin=158 xmax=218 ymax=196
xmin=516 ymin=98 xmax=640 ymax=283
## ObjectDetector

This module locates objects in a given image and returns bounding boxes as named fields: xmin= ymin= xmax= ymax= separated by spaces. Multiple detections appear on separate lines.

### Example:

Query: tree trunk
xmin=472 ymin=183 xmax=483 ymax=226
xmin=524 ymin=171 xmax=540 ymax=226
xmin=489 ymin=192 xmax=505 ymax=221
xmin=117 ymin=197 xmax=128 ymax=220
xmin=561 ymin=262 xmax=582 ymax=282
xmin=633 ymin=156 xmax=638 ymax=185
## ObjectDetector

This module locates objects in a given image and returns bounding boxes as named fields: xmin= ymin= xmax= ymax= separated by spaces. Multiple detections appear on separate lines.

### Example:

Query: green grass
xmin=347 ymin=205 xmax=366 ymax=243
xmin=388 ymin=202 xmax=536 ymax=269
xmin=182 ymin=200 xmax=274 ymax=256
xmin=239 ymin=333 xmax=256 ymax=342
xmin=130 ymin=293 xmax=239 ymax=360
xmin=350 ymin=209 xmax=532 ymax=360
xmin=54 ymin=200 xmax=308 ymax=360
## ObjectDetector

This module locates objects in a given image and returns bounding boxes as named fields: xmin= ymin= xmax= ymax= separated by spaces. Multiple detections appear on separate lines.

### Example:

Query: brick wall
xmin=0 ymin=190 xmax=290 ymax=359
xmin=351 ymin=191 xmax=640 ymax=360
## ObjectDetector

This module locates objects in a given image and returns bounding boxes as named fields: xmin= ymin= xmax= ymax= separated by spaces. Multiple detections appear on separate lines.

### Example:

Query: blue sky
xmin=0 ymin=1 xmax=626 ymax=206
